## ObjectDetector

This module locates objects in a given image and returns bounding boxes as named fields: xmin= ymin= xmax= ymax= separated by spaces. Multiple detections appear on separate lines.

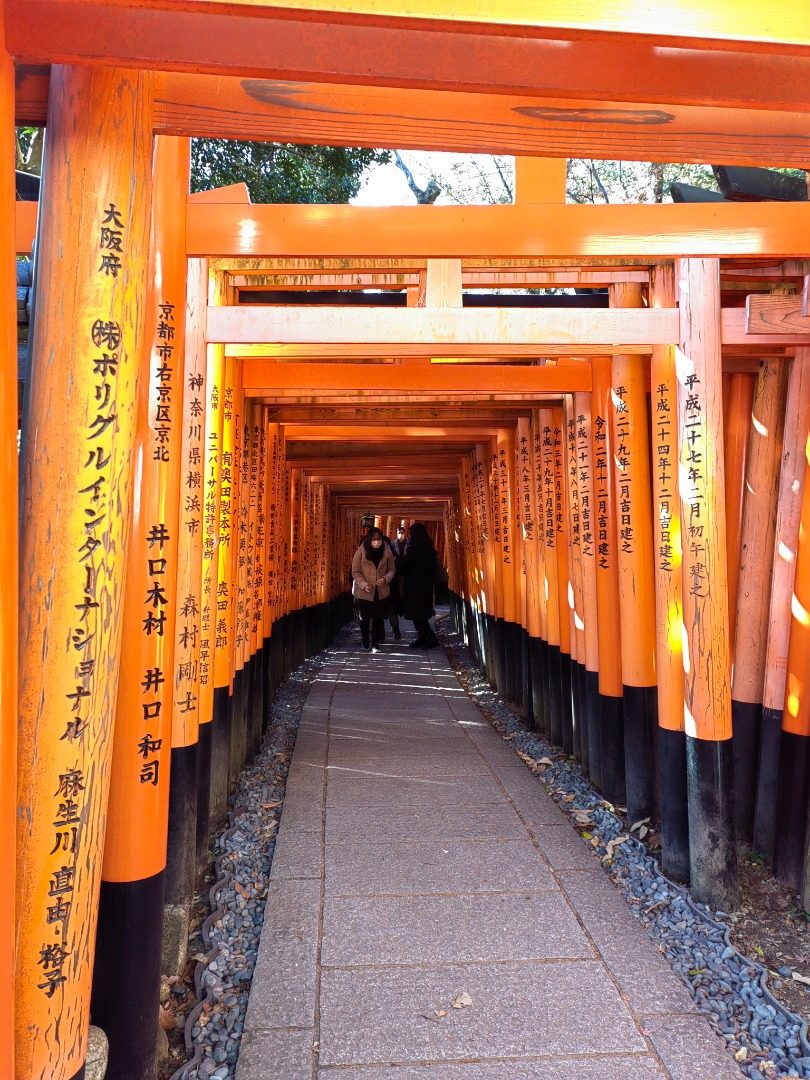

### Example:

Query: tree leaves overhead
xmin=190 ymin=139 xmax=389 ymax=203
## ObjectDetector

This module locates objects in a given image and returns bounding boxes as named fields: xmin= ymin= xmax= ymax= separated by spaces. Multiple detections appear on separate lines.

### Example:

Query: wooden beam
xmin=230 ymin=268 xmax=649 ymax=289
xmin=210 ymin=305 xmax=810 ymax=356
xmin=11 ymin=8 xmax=810 ymax=113
xmin=242 ymin=361 xmax=591 ymax=394
xmin=209 ymin=305 xmax=676 ymax=348
xmin=187 ymin=203 xmax=810 ymax=260
xmin=746 ymin=294 xmax=810 ymax=334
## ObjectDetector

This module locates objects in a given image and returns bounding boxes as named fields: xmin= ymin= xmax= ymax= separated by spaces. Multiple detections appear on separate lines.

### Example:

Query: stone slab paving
xmin=237 ymin=629 xmax=741 ymax=1080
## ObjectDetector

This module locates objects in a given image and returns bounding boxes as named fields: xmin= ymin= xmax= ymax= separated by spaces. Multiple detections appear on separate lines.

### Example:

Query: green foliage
xmin=190 ymin=139 xmax=389 ymax=203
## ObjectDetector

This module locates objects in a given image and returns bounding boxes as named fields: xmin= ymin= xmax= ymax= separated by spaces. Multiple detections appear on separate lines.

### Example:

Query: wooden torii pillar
xmin=676 ymin=257 xmax=736 ymax=908
xmin=16 ymin=65 xmax=154 ymax=1080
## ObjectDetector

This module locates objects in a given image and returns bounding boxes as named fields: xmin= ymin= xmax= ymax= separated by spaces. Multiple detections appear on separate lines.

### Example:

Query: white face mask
xmin=371 ymin=539 xmax=383 ymax=549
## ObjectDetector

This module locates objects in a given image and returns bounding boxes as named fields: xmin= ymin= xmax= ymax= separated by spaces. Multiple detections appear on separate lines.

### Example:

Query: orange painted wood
xmin=242 ymin=362 xmax=590 ymax=395
xmin=650 ymin=265 xmax=684 ymax=732
xmin=676 ymin=258 xmax=732 ymax=742
xmin=591 ymin=356 xmax=623 ymax=698
xmin=517 ymin=417 xmax=541 ymax=638
xmin=210 ymin=305 xmax=675 ymax=349
xmin=214 ymin=354 xmax=238 ymax=689
xmin=188 ymin=182 xmax=250 ymax=204
xmin=539 ymin=410 xmax=559 ymax=644
xmin=14 ymin=198 xmax=35 ymax=253
xmin=199 ymin=331 xmax=225 ymax=725
xmin=763 ymin=352 xmax=810 ymax=714
xmin=12 ymin=5 xmax=810 ymax=115
xmin=516 ymin=158 xmax=566 ymax=203
xmin=723 ymin=373 xmax=755 ymax=641
xmin=565 ymin=395 xmax=585 ymax=664
xmin=0 ymin=11 xmax=15 ymax=1075
xmin=16 ymin=65 xmax=154 ymax=1079
xmin=732 ymin=359 xmax=788 ymax=706
xmin=103 ymin=135 xmax=189 ymax=882
xmin=746 ymin=295 xmax=810 ymax=335
xmin=187 ymin=203 xmax=810 ymax=260
xmin=611 ymin=284 xmax=657 ymax=688
xmin=496 ymin=428 xmax=517 ymax=624
xmin=172 ymin=256 xmax=208 ymax=747
xmin=552 ymin=407 xmax=571 ymax=655
xmin=573 ymin=391 xmax=599 ymax=675
xmin=783 ymin=430 xmax=810 ymax=737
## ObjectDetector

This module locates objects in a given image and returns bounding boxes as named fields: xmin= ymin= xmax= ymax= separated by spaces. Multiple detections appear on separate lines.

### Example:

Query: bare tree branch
xmin=394 ymin=151 xmax=442 ymax=204
xmin=492 ymin=157 xmax=513 ymax=202
xmin=589 ymin=160 xmax=611 ymax=204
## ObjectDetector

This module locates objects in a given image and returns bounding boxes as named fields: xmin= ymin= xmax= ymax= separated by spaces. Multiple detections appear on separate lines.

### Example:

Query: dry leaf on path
xmin=451 ymin=993 xmax=473 ymax=1009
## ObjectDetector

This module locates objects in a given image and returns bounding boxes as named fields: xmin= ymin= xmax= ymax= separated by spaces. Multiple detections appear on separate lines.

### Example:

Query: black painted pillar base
xmin=686 ymin=735 xmax=737 ymax=909
xmin=773 ymin=731 xmax=810 ymax=892
xmin=92 ymin=871 xmax=166 ymax=1080
xmin=492 ymin=618 xmax=507 ymax=696
xmin=570 ymin=660 xmax=583 ymax=763
xmin=505 ymin=622 xmax=516 ymax=704
xmin=209 ymin=686 xmax=232 ymax=828
xmin=520 ymin=627 xmax=532 ymax=724
xmin=752 ymin=706 xmax=783 ymax=862
xmin=69 ymin=1070 xmax=85 ymax=1080
xmin=622 ymin=683 xmax=659 ymax=825
xmin=660 ymin=727 xmax=690 ymax=883
xmin=483 ymin=613 xmax=497 ymax=687
xmin=262 ymin=634 xmax=272 ymax=710
xmin=251 ymin=646 xmax=265 ymax=756
xmin=529 ymin=637 xmax=547 ymax=736
xmin=164 ymin=741 xmax=198 ymax=973
xmin=574 ymin=660 xmax=587 ymax=773
xmin=560 ymin=651 xmax=574 ymax=756
xmin=732 ymin=697 xmax=762 ymax=841
xmin=547 ymin=644 xmax=563 ymax=747
xmin=585 ymin=670 xmax=601 ymax=791
xmin=599 ymin=692 xmax=626 ymax=807
xmin=229 ymin=669 xmax=246 ymax=785
xmin=195 ymin=720 xmax=213 ymax=871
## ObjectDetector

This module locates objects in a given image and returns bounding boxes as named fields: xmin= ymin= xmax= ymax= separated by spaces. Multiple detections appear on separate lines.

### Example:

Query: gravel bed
xmin=169 ymin=631 xmax=350 ymax=1080
xmin=436 ymin=614 xmax=810 ymax=1080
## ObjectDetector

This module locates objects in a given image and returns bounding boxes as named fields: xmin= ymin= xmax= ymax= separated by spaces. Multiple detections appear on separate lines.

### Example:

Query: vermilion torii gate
xmin=2 ymin=3 xmax=810 ymax=1079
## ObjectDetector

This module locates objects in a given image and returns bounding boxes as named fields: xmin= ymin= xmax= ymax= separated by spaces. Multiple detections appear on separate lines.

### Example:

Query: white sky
xmin=352 ymin=151 xmax=514 ymax=206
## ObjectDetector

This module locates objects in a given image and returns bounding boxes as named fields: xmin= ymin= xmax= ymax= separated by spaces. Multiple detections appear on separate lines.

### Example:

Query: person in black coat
xmin=396 ymin=521 xmax=440 ymax=649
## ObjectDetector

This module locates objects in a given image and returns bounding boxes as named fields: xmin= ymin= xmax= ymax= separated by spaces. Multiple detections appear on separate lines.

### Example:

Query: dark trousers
xmin=413 ymin=617 xmax=438 ymax=645
xmin=357 ymin=598 xmax=386 ymax=647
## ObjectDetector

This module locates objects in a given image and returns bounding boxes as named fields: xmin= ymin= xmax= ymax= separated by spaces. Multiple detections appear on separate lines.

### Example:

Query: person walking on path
xmin=396 ymin=521 xmax=440 ymax=649
xmin=352 ymin=526 xmax=396 ymax=652
xmin=385 ymin=528 xmax=407 ymax=640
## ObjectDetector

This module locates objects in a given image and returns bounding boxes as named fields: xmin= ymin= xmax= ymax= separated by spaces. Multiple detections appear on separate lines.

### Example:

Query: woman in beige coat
xmin=352 ymin=527 xmax=396 ymax=651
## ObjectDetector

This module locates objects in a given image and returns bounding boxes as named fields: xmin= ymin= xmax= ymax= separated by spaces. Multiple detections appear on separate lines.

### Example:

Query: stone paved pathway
xmin=236 ymin=628 xmax=742 ymax=1080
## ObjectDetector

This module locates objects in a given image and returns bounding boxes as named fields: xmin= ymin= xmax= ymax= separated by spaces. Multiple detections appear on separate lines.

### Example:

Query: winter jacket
xmin=351 ymin=544 xmax=395 ymax=601
xmin=396 ymin=537 xmax=436 ymax=621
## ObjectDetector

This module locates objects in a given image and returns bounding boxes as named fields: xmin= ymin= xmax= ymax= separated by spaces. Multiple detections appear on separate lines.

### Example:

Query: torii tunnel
xmin=1 ymin=2 xmax=810 ymax=1078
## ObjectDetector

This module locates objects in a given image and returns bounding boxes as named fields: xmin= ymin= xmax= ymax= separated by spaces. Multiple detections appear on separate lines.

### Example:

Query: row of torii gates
xmin=1 ymin=3 xmax=810 ymax=1079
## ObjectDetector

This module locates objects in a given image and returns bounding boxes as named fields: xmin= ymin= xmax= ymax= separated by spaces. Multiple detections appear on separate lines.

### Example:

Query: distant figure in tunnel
xmin=351 ymin=527 xmax=396 ymax=652
xmin=396 ymin=521 xmax=440 ymax=650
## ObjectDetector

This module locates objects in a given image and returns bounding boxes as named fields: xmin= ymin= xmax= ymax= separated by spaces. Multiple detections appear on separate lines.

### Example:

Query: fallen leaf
xmin=791 ymin=971 xmax=810 ymax=986
xmin=581 ymin=831 xmax=593 ymax=840
xmin=630 ymin=817 xmax=651 ymax=833
xmin=262 ymin=801 xmax=282 ymax=809
xmin=159 ymin=1007 xmax=175 ymax=1032
xmin=538 ymin=757 xmax=553 ymax=766
xmin=451 ymin=992 xmax=473 ymax=1009
xmin=735 ymin=1047 xmax=748 ymax=1062
xmin=435 ymin=1009 xmax=448 ymax=1018
xmin=602 ymin=835 xmax=629 ymax=864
